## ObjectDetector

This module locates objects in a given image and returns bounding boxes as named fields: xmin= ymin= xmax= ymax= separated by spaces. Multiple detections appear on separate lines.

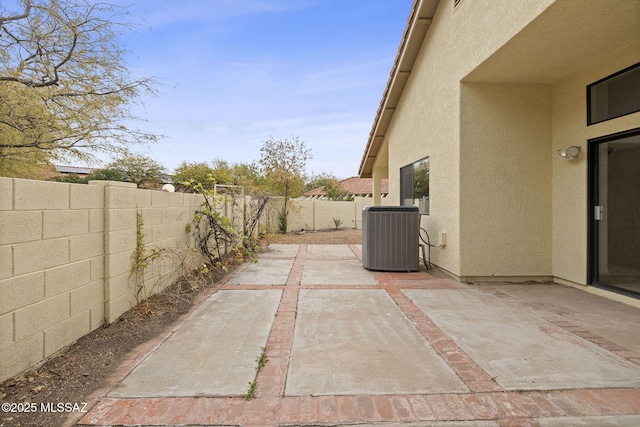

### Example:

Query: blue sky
xmin=112 ymin=0 xmax=413 ymax=178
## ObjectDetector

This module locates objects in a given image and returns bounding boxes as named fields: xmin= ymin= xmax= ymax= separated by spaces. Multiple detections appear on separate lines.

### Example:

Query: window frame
xmin=587 ymin=61 xmax=640 ymax=125
xmin=400 ymin=156 xmax=430 ymax=215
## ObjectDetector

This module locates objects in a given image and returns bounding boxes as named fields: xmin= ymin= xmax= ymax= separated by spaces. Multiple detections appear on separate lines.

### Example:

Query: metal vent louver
xmin=362 ymin=206 xmax=420 ymax=272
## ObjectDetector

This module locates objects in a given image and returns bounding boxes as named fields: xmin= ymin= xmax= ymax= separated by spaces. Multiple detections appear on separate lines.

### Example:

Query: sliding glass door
xmin=589 ymin=128 xmax=640 ymax=296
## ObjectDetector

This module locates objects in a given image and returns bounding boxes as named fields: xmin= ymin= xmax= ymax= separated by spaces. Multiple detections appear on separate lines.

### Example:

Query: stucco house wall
xmin=382 ymin=0 xmax=558 ymax=278
xmin=459 ymin=83 xmax=552 ymax=280
xmin=551 ymin=40 xmax=640 ymax=286
xmin=361 ymin=0 xmax=640 ymax=292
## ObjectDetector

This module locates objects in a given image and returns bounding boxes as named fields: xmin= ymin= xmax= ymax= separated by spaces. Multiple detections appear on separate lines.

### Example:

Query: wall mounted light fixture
xmin=557 ymin=145 xmax=581 ymax=160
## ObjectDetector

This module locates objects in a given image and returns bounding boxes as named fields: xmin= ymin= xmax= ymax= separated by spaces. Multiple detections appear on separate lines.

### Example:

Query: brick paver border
xmin=78 ymin=244 xmax=640 ymax=426
xmin=80 ymin=389 xmax=640 ymax=426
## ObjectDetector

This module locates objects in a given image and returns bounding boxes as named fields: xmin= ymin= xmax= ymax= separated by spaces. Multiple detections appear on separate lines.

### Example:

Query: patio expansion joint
xmin=487 ymin=288 xmax=640 ymax=366
xmin=546 ymin=317 xmax=640 ymax=366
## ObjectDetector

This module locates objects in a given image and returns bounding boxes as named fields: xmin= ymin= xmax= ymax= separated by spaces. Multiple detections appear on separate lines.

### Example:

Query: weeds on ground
xmin=242 ymin=346 xmax=269 ymax=401
xmin=333 ymin=217 xmax=343 ymax=229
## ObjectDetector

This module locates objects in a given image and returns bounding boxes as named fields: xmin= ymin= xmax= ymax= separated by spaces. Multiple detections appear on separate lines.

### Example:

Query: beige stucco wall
xmin=459 ymin=83 xmax=552 ymax=279
xmin=379 ymin=0 xmax=639 ymax=283
xmin=551 ymin=40 xmax=640 ymax=286
xmin=383 ymin=0 xmax=557 ymax=277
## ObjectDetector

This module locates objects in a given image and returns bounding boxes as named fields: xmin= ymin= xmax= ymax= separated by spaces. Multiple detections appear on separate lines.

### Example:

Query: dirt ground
xmin=267 ymin=227 xmax=362 ymax=245
xmin=0 ymin=229 xmax=361 ymax=427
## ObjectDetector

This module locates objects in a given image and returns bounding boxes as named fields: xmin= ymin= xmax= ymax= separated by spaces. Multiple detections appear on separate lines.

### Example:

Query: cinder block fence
xmin=279 ymin=196 xmax=389 ymax=231
xmin=0 ymin=177 xmax=381 ymax=382
xmin=0 ymin=178 xmax=204 ymax=382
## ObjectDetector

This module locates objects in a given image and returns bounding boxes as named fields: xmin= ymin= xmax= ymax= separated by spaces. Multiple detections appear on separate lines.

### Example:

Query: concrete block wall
xmin=1 ymin=178 xmax=105 ymax=382
xmin=96 ymin=181 xmax=203 ymax=324
xmin=353 ymin=196 xmax=391 ymax=229
xmin=286 ymin=196 xmax=391 ymax=232
xmin=315 ymin=200 xmax=359 ymax=230
xmin=0 ymin=178 xmax=203 ymax=382
xmin=287 ymin=200 xmax=355 ymax=231
xmin=0 ymin=180 xmax=386 ymax=382
xmin=287 ymin=200 xmax=316 ymax=231
xmin=256 ymin=197 xmax=284 ymax=235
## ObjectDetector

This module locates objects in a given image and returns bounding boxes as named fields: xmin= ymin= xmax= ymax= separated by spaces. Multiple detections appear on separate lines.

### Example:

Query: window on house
xmin=588 ymin=62 xmax=640 ymax=125
xmin=400 ymin=157 xmax=429 ymax=214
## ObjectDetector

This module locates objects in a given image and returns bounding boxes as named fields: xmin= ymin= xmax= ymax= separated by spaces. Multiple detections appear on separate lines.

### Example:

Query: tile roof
xmin=304 ymin=177 xmax=389 ymax=197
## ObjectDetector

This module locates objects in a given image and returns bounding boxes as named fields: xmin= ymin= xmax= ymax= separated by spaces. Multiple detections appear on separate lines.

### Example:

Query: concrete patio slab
xmin=538 ymin=415 xmax=640 ymax=426
xmin=404 ymin=288 xmax=640 ymax=391
xmin=305 ymin=244 xmax=357 ymax=259
xmin=109 ymin=290 xmax=281 ymax=397
xmin=477 ymin=283 xmax=640 ymax=352
xmin=301 ymin=259 xmax=379 ymax=285
xmin=78 ymin=244 xmax=640 ymax=427
xmin=259 ymin=244 xmax=299 ymax=259
xmin=226 ymin=258 xmax=293 ymax=285
xmin=286 ymin=289 xmax=468 ymax=395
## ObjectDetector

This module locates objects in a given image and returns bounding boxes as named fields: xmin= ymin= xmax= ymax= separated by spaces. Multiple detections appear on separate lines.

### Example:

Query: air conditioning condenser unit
xmin=361 ymin=206 xmax=419 ymax=272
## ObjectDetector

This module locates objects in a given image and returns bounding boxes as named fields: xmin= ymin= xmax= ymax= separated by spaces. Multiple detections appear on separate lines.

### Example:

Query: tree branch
xmin=0 ymin=1 xmax=31 ymax=27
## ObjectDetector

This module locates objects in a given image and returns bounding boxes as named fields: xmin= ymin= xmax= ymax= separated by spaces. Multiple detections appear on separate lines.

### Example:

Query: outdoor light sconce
xmin=557 ymin=145 xmax=581 ymax=160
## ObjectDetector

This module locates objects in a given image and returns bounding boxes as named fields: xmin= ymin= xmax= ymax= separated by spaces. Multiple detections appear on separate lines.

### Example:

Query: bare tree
xmin=0 ymin=0 xmax=159 ymax=173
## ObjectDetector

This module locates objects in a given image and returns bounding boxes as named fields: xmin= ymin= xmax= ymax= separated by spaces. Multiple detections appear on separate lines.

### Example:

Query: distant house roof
xmin=55 ymin=165 xmax=95 ymax=175
xmin=303 ymin=177 xmax=389 ymax=199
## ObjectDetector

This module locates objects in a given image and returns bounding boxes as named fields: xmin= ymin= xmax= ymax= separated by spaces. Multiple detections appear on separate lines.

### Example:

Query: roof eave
xmin=358 ymin=0 xmax=440 ymax=178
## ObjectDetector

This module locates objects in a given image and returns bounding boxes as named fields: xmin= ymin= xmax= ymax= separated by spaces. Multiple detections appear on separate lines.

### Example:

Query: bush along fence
xmin=184 ymin=180 xmax=271 ymax=271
